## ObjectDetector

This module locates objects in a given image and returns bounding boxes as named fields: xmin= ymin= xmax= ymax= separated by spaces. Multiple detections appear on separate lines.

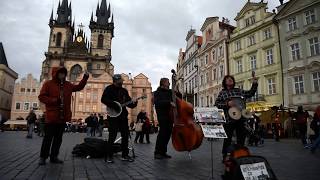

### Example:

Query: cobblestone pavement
xmin=0 ymin=131 xmax=319 ymax=180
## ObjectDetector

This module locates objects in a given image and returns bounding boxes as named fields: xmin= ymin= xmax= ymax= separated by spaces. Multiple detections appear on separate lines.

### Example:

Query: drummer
xmin=214 ymin=75 xmax=258 ymax=162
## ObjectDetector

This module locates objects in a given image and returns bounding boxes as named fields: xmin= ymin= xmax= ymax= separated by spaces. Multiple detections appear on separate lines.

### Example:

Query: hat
xmin=113 ymin=74 xmax=122 ymax=81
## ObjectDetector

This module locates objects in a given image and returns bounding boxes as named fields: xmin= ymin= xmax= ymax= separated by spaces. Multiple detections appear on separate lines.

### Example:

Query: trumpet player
xmin=214 ymin=74 xmax=258 ymax=162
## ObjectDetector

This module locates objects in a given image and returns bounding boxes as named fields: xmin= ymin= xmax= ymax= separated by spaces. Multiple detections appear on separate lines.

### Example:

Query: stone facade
xmin=196 ymin=17 xmax=234 ymax=108
xmin=10 ymin=74 xmax=41 ymax=120
xmin=0 ymin=42 xmax=18 ymax=120
xmin=40 ymin=0 xmax=153 ymax=123
xmin=275 ymin=0 xmax=320 ymax=111
xmin=229 ymin=1 xmax=283 ymax=111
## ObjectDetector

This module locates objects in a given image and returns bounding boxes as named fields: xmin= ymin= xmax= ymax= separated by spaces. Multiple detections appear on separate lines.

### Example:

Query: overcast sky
xmin=0 ymin=0 xmax=280 ymax=90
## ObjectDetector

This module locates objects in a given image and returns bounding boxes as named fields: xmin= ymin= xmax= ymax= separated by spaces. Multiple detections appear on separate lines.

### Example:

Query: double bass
xmin=171 ymin=70 xmax=204 ymax=152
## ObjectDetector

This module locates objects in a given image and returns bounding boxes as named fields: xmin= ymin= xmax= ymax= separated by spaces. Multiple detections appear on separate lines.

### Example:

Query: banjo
xmin=107 ymin=95 xmax=147 ymax=117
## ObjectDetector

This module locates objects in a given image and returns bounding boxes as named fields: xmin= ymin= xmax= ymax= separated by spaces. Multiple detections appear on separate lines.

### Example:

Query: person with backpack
xmin=26 ymin=110 xmax=37 ymax=138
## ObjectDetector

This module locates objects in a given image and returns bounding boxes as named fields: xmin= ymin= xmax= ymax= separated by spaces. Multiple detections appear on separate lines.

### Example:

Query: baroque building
xmin=0 ymin=42 xmax=18 ymax=120
xmin=40 ymin=0 xmax=152 ymax=122
xmin=10 ymin=74 xmax=42 ymax=120
xmin=275 ymin=0 xmax=320 ymax=110
xmin=229 ymin=1 xmax=283 ymax=111
xmin=196 ymin=17 xmax=234 ymax=107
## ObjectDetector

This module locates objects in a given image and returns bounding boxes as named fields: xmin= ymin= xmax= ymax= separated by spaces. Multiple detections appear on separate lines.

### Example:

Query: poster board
xmin=194 ymin=107 xmax=225 ymax=123
xmin=240 ymin=162 xmax=270 ymax=180
xmin=200 ymin=124 xmax=227 ymax=139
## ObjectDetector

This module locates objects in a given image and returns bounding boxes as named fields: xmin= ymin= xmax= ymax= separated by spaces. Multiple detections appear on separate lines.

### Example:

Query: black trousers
xmin=155 ymin=117 xmax=173 ymax=155
xmin=222 ymin=120 xmax=247 ymax=155
xmin=40 ymin=123 xmax=65 ymax=159
xmin=134 ymin=131 xmax=144 ymax=143
xmin=106 ymin=119 xmax=129 ymax=158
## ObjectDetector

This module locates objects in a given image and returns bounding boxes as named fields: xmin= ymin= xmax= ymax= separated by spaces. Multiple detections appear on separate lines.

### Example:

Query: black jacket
xmin=101 ymin=84 xmax=137 ymax=120
xmin=153 ymin=87 xmax=172 ymax=119
xmin=26 ymin=112 xmax=37 ymax=124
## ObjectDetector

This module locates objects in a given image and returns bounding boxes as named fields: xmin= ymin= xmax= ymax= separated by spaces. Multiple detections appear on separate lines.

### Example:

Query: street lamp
xmin=194 ymin=65 xmax=199 ymax=107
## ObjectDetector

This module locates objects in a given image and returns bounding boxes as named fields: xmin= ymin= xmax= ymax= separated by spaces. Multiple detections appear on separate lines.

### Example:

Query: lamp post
xmin=194 ymin=65 xmax=199 ymax=108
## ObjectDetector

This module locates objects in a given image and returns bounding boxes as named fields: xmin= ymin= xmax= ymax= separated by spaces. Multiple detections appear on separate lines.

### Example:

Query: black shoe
xmin=121 ymin=156 xmax=134 ymax=162
xmin=38 ymin=158 xmax=46 ymax=165
xmin=163 ymin=154 xmax=171 ymax=158
xmin=154 ymin=153 xmax=166 ymax=159
xmin=50 ymin=157 xmax=63 ymax=164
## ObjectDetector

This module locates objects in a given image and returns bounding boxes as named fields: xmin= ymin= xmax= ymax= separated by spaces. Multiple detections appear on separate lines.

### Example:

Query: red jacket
xmin=38 ymin=67 xmax=88 ymax=124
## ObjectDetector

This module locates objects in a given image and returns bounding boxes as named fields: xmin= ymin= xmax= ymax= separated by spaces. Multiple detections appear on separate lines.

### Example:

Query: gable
xmin=235 ymin=1 xmax=267 ymax=21
xmin=275 ymin=0 xmax=319 ymax=20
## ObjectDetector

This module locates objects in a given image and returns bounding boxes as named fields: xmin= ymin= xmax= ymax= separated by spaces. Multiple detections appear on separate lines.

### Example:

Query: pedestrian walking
xmin=26 ymin=110 xmax=37 ymax=138
xmin=311 ymin=106 xmax=320 ymax=153
xmin=293 ymin=106 xmax=309 ymax=148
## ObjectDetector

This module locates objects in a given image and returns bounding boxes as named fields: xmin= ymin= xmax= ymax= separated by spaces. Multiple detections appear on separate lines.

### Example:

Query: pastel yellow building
xmin=229 ymin=1 xmax=283 ymax=111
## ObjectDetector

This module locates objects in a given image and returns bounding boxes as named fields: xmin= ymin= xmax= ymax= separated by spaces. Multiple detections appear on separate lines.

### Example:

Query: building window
xmin=32 ymin=89 xmax=36 ymax=93
xmin=235 ymin=40 xmax=241 ymax=51
xmin=305 ymin=9 xmax=316 ymax=25
xmin=313 ymin=72 xmax=320 ymax=92
xmin=206 ymin=72 xmax=209 ymax=83
xmin=93 ymin=105 xmax=97 ymax=112
xmin=20 ymin=88 xmax=25 ymax=93
xmin=267 ymin=78 xmax=276 ymax=95
xmin=24 ymin=102 xmax=30 ymax=111
xmin=56 ymin=32 xmax=62 ymax=47
xmin=291 ymin=43 xmax=301 ymax=60
xmin=185 ymin=83 xmax=188 ymax=93
xmin=219 ymin=65 xmax=224 ymax=78
xmin=250 ymin=16 xmax=255 ymax=24
xmin=79 ymin=92 xmax=83 ymax=99
xmin=266 ymin=49 xmax=274 ymax=65
xmin=213 ymin=69 xmax=217 ymax=80
xmin=250 ymin=55 xmax=257 ymax=70
xmin=32 ymin=103 xmax=38 ymax=109
xmin=201 ymin=97 xmax=204 ymax=107
xmin=248 ymin=35 xmax=255 ymax=46
xmin=245 ymin=18 xmax=250 ymax=27
xmin=212 ymin=50 xmax=215 ymax=61
xmin=288 ymin=17 xmax=297 ymax=31
xmin=97 ymin=64 xmax=101 ymax=69
xmin=189 ymin=80 xmax=192 ymax=93
xmin=237 ymin=60 xmax=243 ymax=73
xmin=86 ymin=105 xmax=90 ymax=112
xmin=205 ymin=55 xmax=208 ymax=64
xmin=16 ymin=103 xmax=21 ymax=110
xmin=294 ymin=75 xmax=304 ymax=94
xmin=309 ymin=37 xmax=320 ymax=56
xmin=219 ymin=46 xmax=223 ymax=57
xmin=27 ymin=88 xmax=31 ymax=92
xmin=78 ymin=104 xmax=83 ymax=111
xmin=98 ymin=34 xmax=104 ymax=48
xmin=86 ymin=92 xmax=91 ymax=100
xmin=92 ymin=92 xmax=98 ymax=101
xmin=264 ymin=28 xmax=272 ymax=39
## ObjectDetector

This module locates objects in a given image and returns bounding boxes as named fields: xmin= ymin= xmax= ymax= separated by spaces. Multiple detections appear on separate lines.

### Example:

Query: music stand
xmin=195 ymin=108 xmax=227 ymax=180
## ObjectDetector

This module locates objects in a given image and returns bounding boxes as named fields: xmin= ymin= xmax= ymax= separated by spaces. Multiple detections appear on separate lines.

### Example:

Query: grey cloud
xmin=0 ymin=0 xmax=280 ymax=89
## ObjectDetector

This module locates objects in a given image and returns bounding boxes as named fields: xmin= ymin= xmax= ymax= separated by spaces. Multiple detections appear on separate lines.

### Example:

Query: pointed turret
xmin=49 ymin=9 xmax=54 ymax=26
xmin=90 ymin=11 xmax=94 ymax=22
xmin=56 ymin=0 xmax=72 ymax=25
xmin=111 ymin=13 xmax=114 ymax=23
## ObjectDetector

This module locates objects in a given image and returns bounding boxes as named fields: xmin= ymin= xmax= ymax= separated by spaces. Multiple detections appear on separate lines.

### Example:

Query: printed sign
xmin=194 ymin=107 xmax=225 ymax=123
xmin=240 ymin=162 xmax=270 ymax=180
xmin=200 ymin=124 xmax=227 ymax=138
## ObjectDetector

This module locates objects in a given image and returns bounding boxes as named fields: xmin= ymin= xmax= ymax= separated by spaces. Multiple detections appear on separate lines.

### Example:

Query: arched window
xmin=98 ymin=34 xmax=104 ymax=48
xmin=56 ymin=32 xmax=62 ymax=47
xmin=70 ymin=64 xmax=83 ymax=81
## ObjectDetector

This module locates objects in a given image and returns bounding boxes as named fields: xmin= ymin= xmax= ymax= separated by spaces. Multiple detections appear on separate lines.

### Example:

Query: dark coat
xmin=38 ymin=66 xmax=88 ymax=124
xmin=153 ymin=87 xmax=172 ymax=120
xmin=26 ymin=112 xmax=37 ymax=124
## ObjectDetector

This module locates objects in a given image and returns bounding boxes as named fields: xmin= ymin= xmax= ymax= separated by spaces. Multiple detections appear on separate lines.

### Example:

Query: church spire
xmin=90 ymin=11 xmax=94 ymax=22
xmin=56 ymin=0 xmax=72 ymax=25
xmin=49 ymin=8 xmax=54 ymax=26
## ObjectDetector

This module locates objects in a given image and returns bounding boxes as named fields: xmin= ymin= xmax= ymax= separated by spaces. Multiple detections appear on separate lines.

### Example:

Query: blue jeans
xmin=311 ymin=129 xmax=320 ymax=151
xmin=27 ymin=123 xmax=34 ymax=137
